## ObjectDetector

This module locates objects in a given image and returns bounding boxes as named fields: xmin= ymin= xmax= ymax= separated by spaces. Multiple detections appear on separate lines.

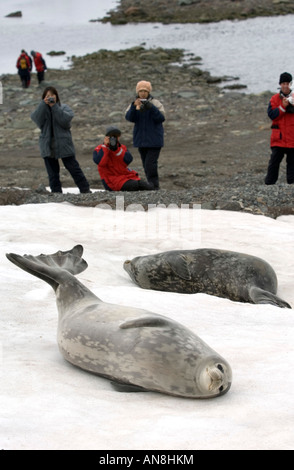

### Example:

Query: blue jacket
xmin=125 ymin=96 xmax=165 ymax=148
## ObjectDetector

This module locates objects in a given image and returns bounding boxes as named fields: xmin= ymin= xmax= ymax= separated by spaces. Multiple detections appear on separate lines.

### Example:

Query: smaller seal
xmin=123 ymin=248 xmax=291 ymax=308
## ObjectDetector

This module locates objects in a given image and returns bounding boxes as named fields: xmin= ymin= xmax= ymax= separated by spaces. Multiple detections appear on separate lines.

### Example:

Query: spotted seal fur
xmin=124 ymin=248 xmax=291 ymax=308
xmin=6 ymin=245 xmax=232 ymax=398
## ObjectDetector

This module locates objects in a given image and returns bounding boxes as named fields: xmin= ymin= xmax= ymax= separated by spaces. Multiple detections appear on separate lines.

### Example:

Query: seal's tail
xmin=6 ymin=245 xmax=88 ymax=291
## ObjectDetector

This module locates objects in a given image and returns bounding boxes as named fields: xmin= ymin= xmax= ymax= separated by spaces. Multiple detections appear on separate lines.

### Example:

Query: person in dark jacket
xmin=125 ymin=80 xmax=165 ymax=190
xmin=93 ymin=126 xmax=153 ymax=191
xmin=31 ymin=50 xmax=47 ymax=84
xmin=16 ymin=50 xmax=31 ymax=88
xmin=31 ymin=86 xmax=90 ymax=193
xmin=265 ymin=72 xmax=294 ymax=185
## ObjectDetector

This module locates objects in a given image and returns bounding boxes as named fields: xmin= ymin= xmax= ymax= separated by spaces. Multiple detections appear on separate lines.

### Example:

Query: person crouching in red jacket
xmin=93 ymin=126 xmax=154 ymax=191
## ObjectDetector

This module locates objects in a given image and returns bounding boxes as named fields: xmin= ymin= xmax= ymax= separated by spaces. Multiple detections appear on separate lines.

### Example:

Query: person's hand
xmin=282 ymin=97 xmax=289 ymax=108
xmin=134 ymin=98 xmax=141 ymax=110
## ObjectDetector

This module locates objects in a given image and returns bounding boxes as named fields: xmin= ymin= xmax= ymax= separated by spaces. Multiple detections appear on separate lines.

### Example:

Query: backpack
xmin=20 ymin=57 xmax=28 ymax=69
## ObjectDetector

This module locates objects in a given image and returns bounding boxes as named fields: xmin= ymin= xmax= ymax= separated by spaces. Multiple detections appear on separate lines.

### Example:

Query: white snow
xmin=0 ymin=199 xmax=293 ymax=450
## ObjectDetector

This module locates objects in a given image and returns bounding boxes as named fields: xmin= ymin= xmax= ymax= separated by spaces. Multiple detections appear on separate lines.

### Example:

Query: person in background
xmin=125 ymin=80 xmax=165 ymax=190
xmin=31 ymin=86 xmax=91 ymax=193
xmin=31 ymin=50 xmax=47 ymax=85
xmin=265 ymin=72 xmax=294 ymax=185
xmin=93 ymin=126 xmax=154 ymax=191
xmin=16 ymin=50 xmax=31 ymax=88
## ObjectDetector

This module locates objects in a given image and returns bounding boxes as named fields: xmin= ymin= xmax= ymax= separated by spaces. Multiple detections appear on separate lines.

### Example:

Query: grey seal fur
xmin=6 ymin=245 xmax=232 ymax=399
xmin=124 ymin=248 xmax=291 ymax=309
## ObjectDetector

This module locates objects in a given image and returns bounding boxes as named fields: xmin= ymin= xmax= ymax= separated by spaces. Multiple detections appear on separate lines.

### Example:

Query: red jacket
xmin=93 ymin=143 xmax=140 ymax=191
xmin=16 ymin=53 xmax=30 ymax=70
xmin=268 ymin=93 xmax=294 ymax=147
xmin=33 ymin=52 xmax=46 ymax=72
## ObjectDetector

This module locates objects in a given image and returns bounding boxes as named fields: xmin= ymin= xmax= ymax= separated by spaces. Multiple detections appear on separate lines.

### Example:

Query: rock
xmin=11 ymin=119 xmax=35 ymax=130
xmin=177 ymin=91 xmax=198 ymax=98
xmin=124 ymin=7 xmax=146 ymax=16
xmin=5 ymin=11 xmax=22 ymax=18
xmin=46 ymin=51 xmax=66 ymax=56
xmin=178 ymin=0 xmax=200 ymax=5
xmin=108 ymin=111 xmax=124 ymax=119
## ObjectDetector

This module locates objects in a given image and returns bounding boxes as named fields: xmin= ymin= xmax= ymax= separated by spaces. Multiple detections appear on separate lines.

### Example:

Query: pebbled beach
xmin=0 ymin=0 xmax=293 ymax=217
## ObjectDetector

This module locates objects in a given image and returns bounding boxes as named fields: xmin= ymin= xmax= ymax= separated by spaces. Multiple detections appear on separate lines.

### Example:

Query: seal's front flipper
xmin=120 ymin=317 xmax=171 ymax=329
xmin=110 ymin=381 xmax=149 ymax=393
xmin=6 ymin=245 xmax=88 ymax=291
xmin=166 ymin=253 xmax=192 ymax=280
xmin=249 ymin=286 xmax=292 ymax=309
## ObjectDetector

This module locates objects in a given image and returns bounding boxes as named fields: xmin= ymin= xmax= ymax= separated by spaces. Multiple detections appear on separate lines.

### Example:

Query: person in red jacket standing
xmin=31 ymin=50 xmax=47 ymax=84
xmin=16 ymin=50 xmax=31 ymax=88
xmin=93 ymin=126 xmax=153 ymax=191
xmin=265 ymin=72 xmax=294 ymax=184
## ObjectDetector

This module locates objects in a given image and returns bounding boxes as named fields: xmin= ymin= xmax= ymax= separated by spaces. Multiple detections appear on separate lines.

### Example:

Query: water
xmin=0 ymin=0 xmax=293 ymax=94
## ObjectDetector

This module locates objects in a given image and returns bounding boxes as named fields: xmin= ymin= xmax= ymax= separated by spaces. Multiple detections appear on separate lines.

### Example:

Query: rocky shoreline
xmin=102 ymin=0 xmax=294 ymax=24
xmin=1 ymin=180 xmax=294 ymax=219
xmin=1 ymin=39 xmax=293 ymax=218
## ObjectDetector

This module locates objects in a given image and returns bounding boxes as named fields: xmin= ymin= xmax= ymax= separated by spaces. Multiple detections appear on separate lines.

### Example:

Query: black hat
xmin=279 ymin=72 xmax=292 ymax=84
xmin=105 ymin=126 xmax=121 ymax=137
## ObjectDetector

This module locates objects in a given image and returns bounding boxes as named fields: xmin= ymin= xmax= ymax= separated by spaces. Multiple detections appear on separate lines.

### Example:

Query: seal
xmin=124 ymin=248 xmax=291 ymax=308
xmin=6 ymin=245 xmax=232 ymax=399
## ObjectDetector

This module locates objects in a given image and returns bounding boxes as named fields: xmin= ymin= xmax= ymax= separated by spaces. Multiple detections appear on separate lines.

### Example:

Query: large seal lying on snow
xmin=6 ymin=245 xmax=232 ymax=399
xmin=124 ymin=248 xmax=291 ymax=308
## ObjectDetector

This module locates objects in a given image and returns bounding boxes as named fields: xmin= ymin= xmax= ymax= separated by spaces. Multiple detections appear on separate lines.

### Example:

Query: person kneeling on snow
xmin=93 ymin=126 xmax=154 ymax=191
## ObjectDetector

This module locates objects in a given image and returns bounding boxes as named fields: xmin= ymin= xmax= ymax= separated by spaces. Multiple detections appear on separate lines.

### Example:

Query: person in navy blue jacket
xmin=125 ymin=80 xmax=165 ymax=190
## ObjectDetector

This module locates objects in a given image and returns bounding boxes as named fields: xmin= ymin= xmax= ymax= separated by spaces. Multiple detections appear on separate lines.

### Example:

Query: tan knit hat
xmin=136 ymin=80 xmax=152 ymax=94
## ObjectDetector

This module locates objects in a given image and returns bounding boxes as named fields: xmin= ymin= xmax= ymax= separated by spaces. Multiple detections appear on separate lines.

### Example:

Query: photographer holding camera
xmin=125 ymin=80 xmax=165 ymax=190
xmin=265 ymin=72 xmax=294 ymax=185
xmin=93 ymin=126 xmax=154 ymax=191
xmin=31 ymin=86 xmax=90 ymax=193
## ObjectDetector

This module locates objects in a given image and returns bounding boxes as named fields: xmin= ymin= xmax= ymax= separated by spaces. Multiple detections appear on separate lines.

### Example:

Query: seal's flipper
xmin=249 ymin=286 xmax=292 ymax=309
xmin=110 ymin=381 xmax=149 ymax=393
xmin=30 ymin=245 xmax=87 ymax=275
xmin=6 ymin=245 xmax=88 ymax=291
xmin=166 ymin=253 xmax=192 ymax=280
xmin=120 ymin=317 xmax=171 ymax=329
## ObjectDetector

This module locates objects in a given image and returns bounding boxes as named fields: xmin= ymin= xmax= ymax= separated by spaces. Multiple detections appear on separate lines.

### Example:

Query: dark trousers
xmin=138 ymin=147 xmax=161 ymax=189
xmin=19 ymin=71 xmax=30 ymax=88
xmin=44 ymin=156 xmax=90 ymax=193
xmin=265 ymin=147 xmax=294 ymax=184
xmin=37 ymin=71 xmax=45 ymax=84
xmin=121 ymin=179 xmax=154 ymax=191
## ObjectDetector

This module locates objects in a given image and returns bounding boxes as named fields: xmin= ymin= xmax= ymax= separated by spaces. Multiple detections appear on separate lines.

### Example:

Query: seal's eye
xmin=219 ymin=386 xmax=224 ymax=392
xmin=217 ymin=364 xmax=224 ymax=373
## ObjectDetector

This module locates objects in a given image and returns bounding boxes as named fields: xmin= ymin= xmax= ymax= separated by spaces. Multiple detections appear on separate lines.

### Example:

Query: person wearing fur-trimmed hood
xmin=125 ymin=80 xmax=165 ymax=190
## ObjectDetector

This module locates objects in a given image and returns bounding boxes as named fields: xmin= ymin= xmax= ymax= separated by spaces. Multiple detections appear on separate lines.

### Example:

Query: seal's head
xmin=195 ymin=357 xmax=232 ymax=398
xmin=124 ymin=256 xmax=153 ymax=289
xmin=124 ymin=253 xmax=186 ymax=290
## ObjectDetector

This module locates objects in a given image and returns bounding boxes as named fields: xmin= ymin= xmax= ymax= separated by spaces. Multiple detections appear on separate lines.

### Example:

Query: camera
xmin=109 ymin=136 xmax=118 ymax=151
xmin=48 ymin=97 xmax=55 ymax=103
xmin=139 ymin=98 xmax=148 ymax=110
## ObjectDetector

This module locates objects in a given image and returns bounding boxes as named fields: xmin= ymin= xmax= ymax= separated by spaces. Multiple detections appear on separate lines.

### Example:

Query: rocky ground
xmin=0 ymin=16 xmax=293 ymax=217
xmin=103 ymin=0 xmax=294 ymax=24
